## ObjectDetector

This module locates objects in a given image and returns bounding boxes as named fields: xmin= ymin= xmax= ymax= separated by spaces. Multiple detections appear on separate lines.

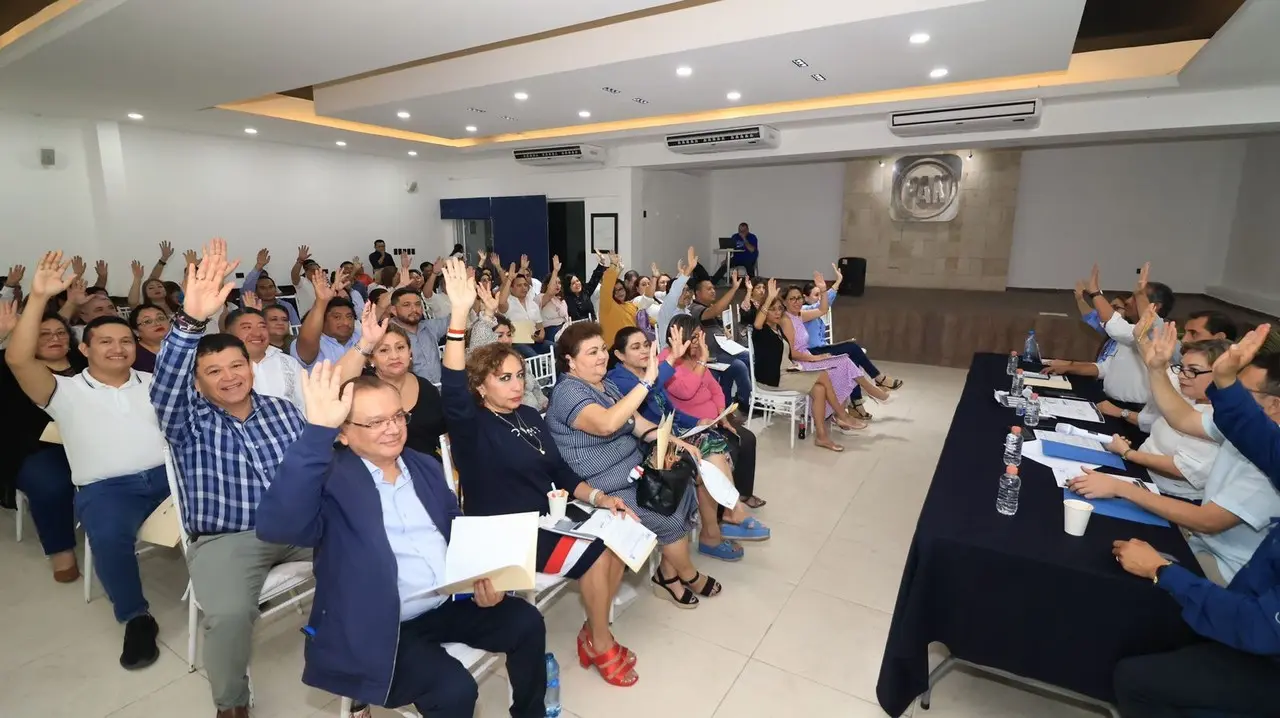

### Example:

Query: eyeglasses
xmin=346 ymin=411 xmax=411 ymax=431
xmin=137 ymin=317 xmax=170 ymax=328
xmin=39 ymin=330 xmax=69 ymax=341
xmin=1171 ymin=364 xmax=1212 ymax=379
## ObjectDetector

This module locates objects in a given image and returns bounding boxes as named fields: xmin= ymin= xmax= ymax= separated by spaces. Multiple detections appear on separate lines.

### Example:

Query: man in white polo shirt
xmin=225 ymin=303 xmax=305 ymax=411
xmin=5 ymin=251 xmax=169 ymax=672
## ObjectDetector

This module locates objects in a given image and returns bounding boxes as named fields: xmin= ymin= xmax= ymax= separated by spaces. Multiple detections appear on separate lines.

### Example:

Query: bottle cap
xmin=1010 ymin=351 xmax=1018 ymax=356
xmin=1006 ymin=465 xmax=1019 ymax=474
xmin=1011 ymin=426 xmax=1021 ymax=434
xmin=1030 ymin=393 xmax=1039 ymax=399
xmin=1016 ymin=368 xmax=1024 ymax=374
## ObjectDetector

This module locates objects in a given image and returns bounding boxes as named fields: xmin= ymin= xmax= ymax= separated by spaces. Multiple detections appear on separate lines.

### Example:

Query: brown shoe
xmin=214 ymin=707 xmax=249 ymax=718
xmin=53 ymin=565 xmax=81 ymax=583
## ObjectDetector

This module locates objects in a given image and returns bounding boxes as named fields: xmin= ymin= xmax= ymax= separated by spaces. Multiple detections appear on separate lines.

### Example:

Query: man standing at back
xmin=150 ymin=239 xmax=309 ymax=718
xmin=712 ymin=222 xmax=759 ymax=284
xmin=368 ymin=239 xmax=396 ymax=273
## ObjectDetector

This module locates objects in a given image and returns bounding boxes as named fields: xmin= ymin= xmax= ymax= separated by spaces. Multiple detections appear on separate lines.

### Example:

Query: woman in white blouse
xmin=1103 ymin=339 xmax=1230 ymax=500
xmin=539 ymin=257 xmax=570 ymax=341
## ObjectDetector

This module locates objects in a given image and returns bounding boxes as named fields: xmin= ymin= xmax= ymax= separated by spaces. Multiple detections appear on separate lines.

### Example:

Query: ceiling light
xmin=514 ymin=91 xmax=529 ymax=101
xmin=632 ymin=97 xmax=649 ymax=105
xmin=465 ymin=125 xmax=478 ymax=133
xmin=930 ymin=67 xmax=949 ymax=79
xmin=909 ymin=32 xmax=931 ymax=44
xmin=726 ymin=91 xmax=742 ymax=101
xmin=601 ymin=87 xmax=622 ymax=94
xmin=791 ymin=58 xmax=808 ymax=68
xmin=243 ymin=127 xmax=258 ymax=135
xmin=396 ymin=110 xmax=411 ymax=119
xmin=578 ymin=110 xmax=591 ymax=118
xmin=467 ymin=107 xmax=487 ymax=113
xmin=676 ymin=66 xmax=693 ymax=77
xmin=408 ymin=151 xmax=418 ymax=157
xmin=126 ymin=112 xmax=144 ymax=120
xmin=810 ymin=73 xmax=827 ymax=82
xmin=499 ymin=115 xmax=518 ymax=121
xmin=335 ymin=141 xmax=347 ymax=147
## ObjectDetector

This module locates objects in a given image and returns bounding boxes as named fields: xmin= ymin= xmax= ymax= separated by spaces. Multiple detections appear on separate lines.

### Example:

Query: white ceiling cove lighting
xmin=930 ymin=67 xmax=949 ymax=79
xmin=513 ymin=91 xmax=529 ymax=101
xmin=791 ymin=58 xmax=808 ymax=68
xmin=396 ymin=110 xmax=411 ymax=119
xmin=407 ymin=150 xmax=418 ymax=156
xmin=676 ymin=66 xmax=693 ymax=77
xmin=909 ymin=32 xmax=931 ymax=44
xmin=465 ymin=125 xmax=478 ymax=132
xmin=126 ymin=112 xmax=144 ymax=120
xmin=335 ymin=140 xmax=347 ymax=147
xmin=578 ymin=110 xmax=592 ymax=118
xmin=243 ymin=127 xmax=258 ymax=135
xmin=726 ymin=91 xmax=742 ymax=101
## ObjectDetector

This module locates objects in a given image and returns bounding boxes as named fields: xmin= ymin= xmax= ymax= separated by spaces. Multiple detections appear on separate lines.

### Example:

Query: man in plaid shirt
xmin=149 ymin=239 xmax=309 ymax=718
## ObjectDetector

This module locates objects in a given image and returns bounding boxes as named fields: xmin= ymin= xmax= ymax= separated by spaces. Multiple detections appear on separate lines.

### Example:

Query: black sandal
xmin=679 ymin=571 xmax=722 ymax=598
xmin=651 ymin=568 xmax=699 ymax=608
xmin=850 ymin=401 xmax=873 ymax=421
xmin=876 ymin=376 xmax=904 ymax=390
xmin=742 ymin=495 xmax=767 ymax=509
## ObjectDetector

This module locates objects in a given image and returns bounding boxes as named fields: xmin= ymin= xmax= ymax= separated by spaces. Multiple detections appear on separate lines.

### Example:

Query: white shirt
xmin=44 ymin=370 xmax=168 ymax=486
xmin=1094 ymin=313 xmax=1158 ymax=404
xmin=253 ymin=346 xmax=306 ymax=411
xmin=1138 ymin=404 xmax=1219 ymax=500
xmin=1189 ymin=411 xmax=1280 ymax=583
xmin=294 ymin=280 xmax=316 ymax=319
xmin=540 ymin=296 xmax=569 ymax=327
xmin=425 ymin=292 xmax=451 ymax=321
xmin=364 ymin=457 xmax=449 ymax=620
xmin=504 ymin=293 xmax=541 ymax=324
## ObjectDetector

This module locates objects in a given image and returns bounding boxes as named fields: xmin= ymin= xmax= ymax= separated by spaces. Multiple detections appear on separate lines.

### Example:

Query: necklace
xmin=489 ymin=408 xmax=545 ymax=455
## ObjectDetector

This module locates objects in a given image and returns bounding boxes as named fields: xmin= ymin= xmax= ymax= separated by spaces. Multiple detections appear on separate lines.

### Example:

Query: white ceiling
xmin=330 ymin=0 xmax=1085 ymax=138
xmin=1179 ymin=0 xmax=1280 ymax=87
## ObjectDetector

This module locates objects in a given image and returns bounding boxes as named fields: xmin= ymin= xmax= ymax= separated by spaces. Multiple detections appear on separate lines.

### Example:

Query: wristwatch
xmin=1152 ymin=561 xmax=1173 ymax=585
xmin=1086 ymin=291 xmax=1104 ymax=301
xmin=1121 ymin=409 xmax=1131 ymax=420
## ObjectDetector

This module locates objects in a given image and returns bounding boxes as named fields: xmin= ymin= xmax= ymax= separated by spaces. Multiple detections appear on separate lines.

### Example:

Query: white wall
xmin=1208 ymin=134 xmax=1280 ymax=316
xmin=1008 ymin=139 xmax=1247 ymax=293
xmin=706 ymin=162 xmax=845 ymax=279
xmin=636 ymin=169 xmax=708 ymax=272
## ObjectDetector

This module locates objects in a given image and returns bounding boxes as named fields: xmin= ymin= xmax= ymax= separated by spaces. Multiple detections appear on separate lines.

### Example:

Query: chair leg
xmin=339 ymin=696 xmax=352 ymax=717
xmin=84 ymin=538 xmax=93 ymax=603
xmin=789 ymin=405 xmax=796 ymax=449
xmin=15 ymin=491 xmax=25 ymax=543
xmin=187 ymin=588 xmax=199 ymax=672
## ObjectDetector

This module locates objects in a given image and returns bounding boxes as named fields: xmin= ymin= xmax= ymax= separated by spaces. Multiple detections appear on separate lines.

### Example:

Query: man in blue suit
xmin=258 ymin=363 xmax=546 ymax=717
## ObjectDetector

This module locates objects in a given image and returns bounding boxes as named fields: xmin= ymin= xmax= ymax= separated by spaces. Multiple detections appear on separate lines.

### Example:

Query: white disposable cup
xmin=1063 ymin=499 xmax=1094 ymax=536
xmin=547 ymin=492 xmax=568 ymax=522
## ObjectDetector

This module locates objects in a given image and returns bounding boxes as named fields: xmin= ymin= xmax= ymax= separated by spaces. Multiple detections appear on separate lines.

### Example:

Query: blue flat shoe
xmin=721 ymin=517 xmax=771 ymax=542
xmin=698 ymin=539 xmax=744 ymax=562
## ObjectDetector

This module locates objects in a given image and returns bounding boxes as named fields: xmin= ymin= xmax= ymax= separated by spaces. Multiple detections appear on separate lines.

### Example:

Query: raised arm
xmin=572 ymin=341 xmax=659 ymax=437
xmin=4 ymin=252 xmax=74 ymax=407
xmin=92 ymin=260 xmax=109 ymax=290
xmin=1139 ymin=310 xmax=1210 ymax=439
xmin=1133 ymin=262 xmax=1151 ymax=316
xmin=149 ymin=242 xmax=174 ymax=281
xmin=657 ymin=249 xmax=695 ymax=349
xmin=127 ymin=260 xmax=145 ymax=307
xmin=754 ymin=280 xmax=778 ymax=331
xmin=1207 ymin=324 xmax=1280 ymax=479
xmin=421 ymin=256 xmax=442 ymax=299
xmin=599 ymin=264 xmax=620 ymax=307
xmin=496 ymin=262 xmax=515 ymax=314
xmin=582 ymin=253 xmax=608 ymax=297
xmin=704 ymin=273 xmax=741 ymax=319
xmin=1086 ymin=264 xmax=1116 ymax=324
xmin=293 ymin=269 xmax=335 ymax=367
xmin=797 ymin=271 xmax=830 ymax=322
xmin=290 ymin=245 xmax=310 ymax=286
xmin=58 ymin=279 xmax=86 ymax=321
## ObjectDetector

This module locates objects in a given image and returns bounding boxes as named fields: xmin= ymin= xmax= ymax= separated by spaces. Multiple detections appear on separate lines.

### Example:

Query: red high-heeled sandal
xmin=576 ymin=629 xmax=638 ymax=687
xmin=577 ymin=624 xmax=636 ymax=669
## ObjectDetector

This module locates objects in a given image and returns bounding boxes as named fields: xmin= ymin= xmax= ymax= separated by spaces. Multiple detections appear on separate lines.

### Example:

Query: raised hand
xmin=131 ymin=260 xmax=145 ymax=279
xmin=66 ymin=278 xmax=88 ymax=307
xmin=476 ymin=279 xmax=499 ymax=316
xmin=359 ymin=299 xmax=390 ymax=347
xmin=506 ymin=262 xmax=516 ymax=281
xmin=676 ymin=258 xmax=688 ymax=276
xmin=519 ymin=254 xmax=530 ymax=274
xmin=0 ymin=300 xmax=17 ymax=337
xmin=94 ymin=260 xmax=109 ymax=282
xmin=331 ymin=271 xmax=351 ymax=296
xmin=695 ymin=328 xmax=710 ymax=360
xmin=686 ymin=246 xmax=698 ymax=273
xmin=183 ymin=249 xmax=198 ymax=265
xmin=1087 ymin=263 xmax=1100 ymax=294
xmin=489 ymin=251 xmax=502 ymax=269
xmin=552 ymin=255 xmax=562 ymax=272
xmin=400 ymin=251 xmax=411 ymax=269
xmin=301 ymin=361 xmax=353 ymax=429
xmin=297 ymin=245 xmax=311 ymax=263
xmin=743 ymin=276 xmax=754 ymax=297
xmin=1073 ymin=279 xmax=1086 ymax=300
xmin=650 ymin=261 xmax=660 ymax=277
xmin=4 ymin=264 xmax=24 ymax=288
xmin=669 ymin=324 xmax=690 ymax=361
xmin=1132 ymin=303 xmax=1157 ymax=345
xmin=1213 ymin=323 xmax=1271 ymax=386
xmin=241 ymin=291 xmax=262 ymax=310
xmin=255 ymin=248 xmax=271 ymax=270
xmin=183 ymin=238 xmax=241 ymax=321
xmin=442 ymin=257 xmax=476 ymax=311
xmin=643 ymin=339 xmax=660 ymax=385
xmin=159 ymin=241 xmax=175 ymax=262
xmin=595 ymin=250 xmax=609 ymax=266
xmin=70 ymin=255 xmax=86 ymax=278
xmin=431 ymin=256 xmax=443 ymax=273
xmin=612 ymin=252 xmax=625 ymax=272
xmin=813 ymin=270 xmax=827 ymax=291
xmin=31 ymin=251 xmax=74 ymax=299
xmin=766 ymin=278 xmax=779 ymax=299
xmin=832 ymin=262 xmax=843 ymax=284
xmin=1140 ymin=318 xmax=1178 ymax=371
xmin=309 ymin=268 xmax=335 ymax=303
xmin=729 ymin=271 xmax=742 ymax=291
xmin=476 ymin=250 xmax=487 ymax=267
xmin=1137 ymin=261 xmax=1150 ymax=292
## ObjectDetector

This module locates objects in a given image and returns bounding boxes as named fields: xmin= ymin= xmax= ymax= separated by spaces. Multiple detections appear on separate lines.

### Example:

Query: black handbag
xmin=634 ymin=450 xmax=697 ymax=516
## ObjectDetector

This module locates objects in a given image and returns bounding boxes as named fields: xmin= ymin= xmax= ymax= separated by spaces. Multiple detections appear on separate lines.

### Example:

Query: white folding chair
xmin=162 ymin=446 xmax=315 ymax=675
xmin=14 ymin=490 xmax=26 ymax=542
xmin=289 ymin=324 xmax=301 ymax=337
xmin=116 ymin=305 xmax=132 ymax=320
xmin=823 ymin=307 xmax=834 ymax=346
xmin=744 ymin=330 xmax=811 ymax=449
xmin=523 ymin=351 xmax=556 ymax=390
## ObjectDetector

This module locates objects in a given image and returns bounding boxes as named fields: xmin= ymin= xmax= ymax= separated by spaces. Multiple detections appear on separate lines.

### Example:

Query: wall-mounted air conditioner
xmin=512 ymin=144 xmax=605 ymax=167
xmin=889 ymin=100 xmax=1041 ymax=137
xmin=666 ymin=125 xmax=781 ymax=155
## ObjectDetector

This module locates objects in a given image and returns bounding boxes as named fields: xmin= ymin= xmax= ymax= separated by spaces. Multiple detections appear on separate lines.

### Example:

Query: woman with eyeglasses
xmin=1 ymin=308 xmax=86 ymax=582
xmin=1099 ymin=339 xmax=1230 ymax=501
xmin=128 ymin=303 xmax=170 ymax=372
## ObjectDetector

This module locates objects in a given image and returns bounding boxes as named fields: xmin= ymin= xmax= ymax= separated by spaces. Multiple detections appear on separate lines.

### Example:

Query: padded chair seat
xmin=260 ymin=561 xmax=313 ymax=599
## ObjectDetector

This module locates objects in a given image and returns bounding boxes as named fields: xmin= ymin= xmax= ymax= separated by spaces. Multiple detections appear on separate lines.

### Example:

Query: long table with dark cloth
xmin=876 ymin=353 xmax=1202 ymax=717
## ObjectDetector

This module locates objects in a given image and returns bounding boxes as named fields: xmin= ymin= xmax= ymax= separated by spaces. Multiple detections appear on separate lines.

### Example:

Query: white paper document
xmin=706 ymin=362 xmax=730 ymax=372
xmin=1053 ymin=467 xmax=1163 ymax=494
xmin=1051 ymin=466 xmax=1087 ymax=487
xmin=697 ymin=459 xmax=740 ymax=509
xmin=679 ymin=403 xmax=740 ymax=439
xmin=713 ymin=335 xmax=749 ymax=356
xmin=418 ymin=512 xmax=539 ymax=597
xmin=577 ymin=511 xmax=657 ymax=573
xmin=1022 ymin=439 xmax=1102 ymax=474
xmin=1038 ymin=397 xmax=1104 ymax=424
xmin=1033 ymin=429 xmax=1104 ymax=451
xmin=1024 ymin=375 xmax=1072 ymax=390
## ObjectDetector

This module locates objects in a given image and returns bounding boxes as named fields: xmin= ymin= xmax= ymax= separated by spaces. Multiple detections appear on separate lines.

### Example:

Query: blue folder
xmin=1041 ymin=439 xmax=1127 ymax=470
xmin=1062 ymin=488 xmax=1170 ymax=527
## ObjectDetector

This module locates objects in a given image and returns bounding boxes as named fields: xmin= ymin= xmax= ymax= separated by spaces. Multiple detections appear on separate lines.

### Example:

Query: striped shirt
xmin=150 ymin=324 xmax=306 ymax=535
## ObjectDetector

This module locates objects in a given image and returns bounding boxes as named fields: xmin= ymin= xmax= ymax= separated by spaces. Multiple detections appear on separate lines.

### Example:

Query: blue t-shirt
xmin=734 ymin=232 xmax=759 ymax=260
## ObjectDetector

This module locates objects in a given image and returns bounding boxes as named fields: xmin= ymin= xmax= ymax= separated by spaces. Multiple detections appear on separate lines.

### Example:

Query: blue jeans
xmin=75 ymin=466 xmax=170 ymax=623
xmin=15 ymin=446 xmax=77 ymax=556
xmin=710 ymin=356 xmax=752 ymax=407
xmin=514 ymin=341 xmax=552 ymax=359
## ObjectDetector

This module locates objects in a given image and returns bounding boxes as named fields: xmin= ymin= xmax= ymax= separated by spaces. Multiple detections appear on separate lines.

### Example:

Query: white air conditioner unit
xmin=889 ymin=100 xmax=1041 ymax=137
xmin=512 ymin=144 xmax=605 ymax=167
xmin=666 ymin=125 xmax=780 ymax=154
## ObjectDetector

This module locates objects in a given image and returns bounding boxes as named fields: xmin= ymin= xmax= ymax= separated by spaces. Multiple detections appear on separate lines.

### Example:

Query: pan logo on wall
xmin=890 ymin=154 xmax=963 ymax=222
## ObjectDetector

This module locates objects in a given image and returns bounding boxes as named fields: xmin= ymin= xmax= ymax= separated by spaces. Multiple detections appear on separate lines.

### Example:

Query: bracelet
xmin=357 ymin=343 xmax=376 ymax=357
xmin=157 ymin=259 xmax=167 ymax=265
xmin=445 ymin=335 xmax=465 ymax=342
xmin=638 ymin=379 xmax=653 ymax=391
xmin=587 ymin=489 xmax=601 ymax=507
xmin=641 ymin=427 xmax=658 ymax=442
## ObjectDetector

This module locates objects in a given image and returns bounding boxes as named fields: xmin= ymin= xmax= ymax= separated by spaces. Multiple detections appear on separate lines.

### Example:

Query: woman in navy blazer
xmin=257 ymin=362 xmax=546 ymax=717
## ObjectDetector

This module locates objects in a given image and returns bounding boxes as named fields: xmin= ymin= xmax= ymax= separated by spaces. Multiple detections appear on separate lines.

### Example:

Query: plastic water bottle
xmin=1016 ymin=387 xmax=1031 ymax=417
xmin=1023 ymin=330 xmax=1042 ymax=364
xmin=1024 ymin=393 xmax=1041 ymax=428
xmin=1010 ymin=368 xmax=1024 ymax=399
xmin=996 ymin=465 xmax=1021 ymax=516
xmin=1006 ymin=350 xmax=1019 ymax=376
xmin=544 ymin=653 xmax=562 ymax=717
xmin=1002 ymin=426 xmax=1023 ymax=467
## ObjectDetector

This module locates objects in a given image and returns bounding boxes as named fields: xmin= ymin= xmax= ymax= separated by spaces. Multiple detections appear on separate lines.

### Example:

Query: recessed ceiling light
xmin=676 ymin=66 xmax=693 ymax=77
xmin=467 ymin=107 xmax=487 ymax=113
xmin=810 ymin=73 xmax=827 ymax=82
xmin=396 ymin=110 xmax=411 ymax=119
xmin=499 ymin=114 xmax=518 ymax=121
xmin=632 ymin=97 xmax=649 ymax=105
xmin=909 ymin=32 xmax=931 ymax=44
xmin=126 ymin=112 xmax=144 ymax=120
xmin=578 ymin=110 xmax=592 ymax=118
xmin=930 ymin=67 xmax=949 ymax=79
xmin=513 ymin=91 xmax=529 ymax=101
xmin=335 ymin=141 xmax=347 ymax=147
xmin=465 ymin=125 xmax=478 ymax=132
xmin=791 ymin=58 xmax=808 ymax=68
xmin=243 ymin=127 xmax=258 ymax=135
xmin=726 ymin=91 xmax=742 ymax=101
xmin=408 ymin=150 xmax=418 ymax=156
xmin=601 ymin=87 xmax=622 ymax=95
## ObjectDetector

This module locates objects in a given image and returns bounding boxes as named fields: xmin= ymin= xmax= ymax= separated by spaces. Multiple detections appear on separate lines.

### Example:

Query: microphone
xmin=1055 ymin=423 xmax=1112 ymax=444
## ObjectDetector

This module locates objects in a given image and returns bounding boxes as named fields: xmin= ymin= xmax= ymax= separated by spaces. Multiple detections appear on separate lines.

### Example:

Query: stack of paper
xmin=421 ymin=512 xmax=539 ymax=597
xmin=576 ymin=511 xmax=657 ymax=573
xmin=1038 ymin=397 xmax=1103 ymax=424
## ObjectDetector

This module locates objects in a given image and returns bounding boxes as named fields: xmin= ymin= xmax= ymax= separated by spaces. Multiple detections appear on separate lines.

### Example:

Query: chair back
xmin=524 ymin=352 xmax=556 ymax=389
xmin=439 ymin=435 xmax=459 ymax=495
xmin=162 ymin=445 xmax=194 ymax=556
xmin=721 ymin=308 xmax=734 ymax=334
xmin=289 ymin=324 xmax=301 ymax=337
xmin=823 ymin=308 xmax=834 ymax=346
xmin=745 ymin=328 xmax=759 ymax=386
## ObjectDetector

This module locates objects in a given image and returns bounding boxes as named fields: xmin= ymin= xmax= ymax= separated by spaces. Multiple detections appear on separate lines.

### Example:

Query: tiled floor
xmin=0 ymin=361 xmax=1109 ymax=718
